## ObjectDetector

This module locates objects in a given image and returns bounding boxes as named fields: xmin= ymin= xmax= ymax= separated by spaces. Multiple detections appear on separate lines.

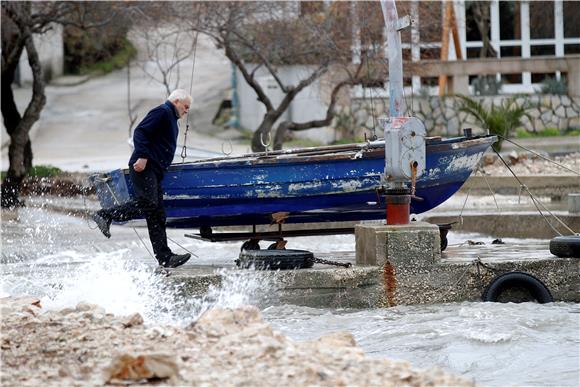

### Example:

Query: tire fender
xmin=482 ymin=271 xmax=553 ymax=304
xmin=549 ymin=236 xmax=580 ymax=258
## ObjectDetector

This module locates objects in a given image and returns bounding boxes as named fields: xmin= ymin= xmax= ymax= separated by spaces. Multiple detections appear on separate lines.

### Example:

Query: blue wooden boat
xmin=92 ymin=134 xmax=496 ymax=230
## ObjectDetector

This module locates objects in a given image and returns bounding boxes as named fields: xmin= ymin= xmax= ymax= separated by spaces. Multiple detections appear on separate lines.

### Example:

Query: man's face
xmin=174 ymin=99 xmax=190 ymax=118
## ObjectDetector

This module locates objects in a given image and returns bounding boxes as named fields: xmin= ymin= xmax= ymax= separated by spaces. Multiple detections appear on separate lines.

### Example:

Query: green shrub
xmin=515 ymin=128 xmax=532 ymax=138
xmin=64 ymin=5 xmax=135 ymax=76
xmin=78 ymin=38 xmax=137 ymax=75
xmin=331 ymin=137 xmax=365 ymax=145
xmin=2 ymin=165 xmax=64 ymax=180
xmin=28 ymin=165 xmax=63 ymax=178
xmin=457 ymin=95 xmax=532 ymax=151
xmin=540 ymin=76 xmax=567 ymax=95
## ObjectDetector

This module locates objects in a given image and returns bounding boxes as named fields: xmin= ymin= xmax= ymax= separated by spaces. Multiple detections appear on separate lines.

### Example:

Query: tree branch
xmin=224 ymin=42 xmax=274 ymax=112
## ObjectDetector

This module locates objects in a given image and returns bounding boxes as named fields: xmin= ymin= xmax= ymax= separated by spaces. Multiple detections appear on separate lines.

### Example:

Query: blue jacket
xmin=129 ymin=101 xmax=179 ymax=171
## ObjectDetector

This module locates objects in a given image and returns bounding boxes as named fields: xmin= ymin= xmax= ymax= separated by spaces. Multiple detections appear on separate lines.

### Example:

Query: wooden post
xmin=438 ymin=2 xmax=452 ymax=96
xmin=438 ymin=2 xmax=463 ymax=96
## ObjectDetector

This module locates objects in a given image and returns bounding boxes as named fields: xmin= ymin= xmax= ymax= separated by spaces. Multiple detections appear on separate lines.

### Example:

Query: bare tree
xmin=1 ymin=2 xmax=127 ymax=208
xmin=131 ymin=24 xmax=197 ymax=96
xmin=469 ymin=1 xmax=497 ymax=58
xmin=172 ymin=1 xmax=387 ymax=151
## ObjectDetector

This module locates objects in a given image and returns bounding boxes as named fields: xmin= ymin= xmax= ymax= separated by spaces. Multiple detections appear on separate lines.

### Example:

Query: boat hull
xmin=92 ymin=135 xmax=496 ymax=228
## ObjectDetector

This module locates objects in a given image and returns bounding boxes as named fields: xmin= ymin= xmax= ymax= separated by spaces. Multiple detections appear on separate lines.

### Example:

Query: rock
xmin=317 ymin=331 xmax=357 ymax=347
xmin=561 ymin=95 xmax=571 ymax=107
xmin=103 ymin=353 xmax=179 ymax=383
xmin=122 ymin=313 xmax=144 ymax=328
xmin=75 ymin=302 xmax=98 ymax=312
xmin=58 ymin=307 xmax=76 ymax=316
xmin=194 ymin=305 xmax=262 ymax=336
xmin=555 ymin=105 xmax=566 ymax=118
xmin=508 ymin=150 xmax=519 ymax=164
xmin=482 ymin=153 xmax=497 ymax=165
xmin=0 ymin=297 xmax=42 ymax=317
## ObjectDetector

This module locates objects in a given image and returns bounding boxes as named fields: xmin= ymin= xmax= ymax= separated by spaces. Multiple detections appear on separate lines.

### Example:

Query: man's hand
xmin=133 ymin=158 xmax=148 ymax=172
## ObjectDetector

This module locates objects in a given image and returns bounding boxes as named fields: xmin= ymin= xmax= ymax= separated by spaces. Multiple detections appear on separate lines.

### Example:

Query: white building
xmin=17 ymin=23 xmax=64 ymax=85
xmin=236 ymin=0 xmax=580 ymax=134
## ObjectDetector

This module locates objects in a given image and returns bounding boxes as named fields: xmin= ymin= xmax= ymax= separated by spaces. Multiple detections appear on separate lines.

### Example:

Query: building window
xmin=564 ymin=44 xmax=580 ymax=54
xmin=465 ymin=1 xmax=489 ymax=41
xmin=499 ymin=1 xmax=521 ymax=40
xmin=531 ymin=45 xmax=555 ymax=56
xmin=502 ymin=73 xmax=523 ymax=84
xmin=530 ymin=1 xmax=554 ymax=39
xmin=466 ymin=47 xmax=481 ymax=59
xmin=563 ymin=1 xmax=580 ymax=38
xmin=500 ymin=46 xmax=521 ymax=57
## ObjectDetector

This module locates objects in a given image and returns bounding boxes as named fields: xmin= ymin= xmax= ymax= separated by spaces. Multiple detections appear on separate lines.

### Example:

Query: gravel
xmin=481 ymin=152 xmax=579 ymax=176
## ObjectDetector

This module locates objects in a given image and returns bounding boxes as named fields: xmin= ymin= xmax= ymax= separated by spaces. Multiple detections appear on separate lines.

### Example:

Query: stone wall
xmin=346 ymin=94 xmax=580 ymax=138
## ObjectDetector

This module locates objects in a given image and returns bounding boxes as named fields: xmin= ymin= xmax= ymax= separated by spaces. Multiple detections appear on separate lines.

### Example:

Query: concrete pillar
xmin=355 ymin=222 xmax=441 ymax=306
xmin=355 ymin=222 xmax=440 ymax=266
xmin=568 ymin=193 xmax=580 ymax=214
xmin=450 ymin=75 xmax=469 ymax=95
xmin=568 ymin=66 xmax=580 ymax=97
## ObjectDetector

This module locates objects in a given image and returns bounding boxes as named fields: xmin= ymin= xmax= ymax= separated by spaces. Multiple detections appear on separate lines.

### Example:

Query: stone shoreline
xmin=0 ymin=297 xmax=473 ymax=386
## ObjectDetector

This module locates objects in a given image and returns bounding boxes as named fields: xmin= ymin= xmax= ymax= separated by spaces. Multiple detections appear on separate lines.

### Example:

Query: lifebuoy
xmin=482 ymin=271 xmax=553 ymax=304
xmin=549 ymin=236 xmax=580 ymax=258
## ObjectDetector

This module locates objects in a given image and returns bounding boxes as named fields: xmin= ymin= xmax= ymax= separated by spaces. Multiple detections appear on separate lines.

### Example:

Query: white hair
xmin=167 ymin=89 xmax=192 ymax=104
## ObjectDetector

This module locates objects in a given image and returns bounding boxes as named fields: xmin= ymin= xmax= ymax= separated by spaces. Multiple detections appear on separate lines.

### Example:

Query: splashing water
xmin=2 ymin=206 xmax=276 ymax=326
xmin=2 ymin=251 xmax=275 ymax=327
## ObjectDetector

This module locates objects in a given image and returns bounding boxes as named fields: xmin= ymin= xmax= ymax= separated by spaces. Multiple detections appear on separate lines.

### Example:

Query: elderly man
xmin=92 ymin=89 xmax=192 ymax=268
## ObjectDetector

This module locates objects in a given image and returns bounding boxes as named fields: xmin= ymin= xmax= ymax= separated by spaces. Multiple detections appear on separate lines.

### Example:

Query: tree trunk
xmin=1 ymin=28 xmax=46 ymax=208
xmin=250 ymin=113 xmax=279 ymax=152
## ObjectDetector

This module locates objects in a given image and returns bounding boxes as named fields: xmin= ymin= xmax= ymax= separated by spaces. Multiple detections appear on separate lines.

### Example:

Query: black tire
xmin=237 ymin=249 xmax=314 ymax=270
xmin=482 ymin=271 xmax=553 ymax=304
xmin=549 ymin=236 xmax=580 ymax=258
xmin=241 ymin=240 xmax=260 ymax=251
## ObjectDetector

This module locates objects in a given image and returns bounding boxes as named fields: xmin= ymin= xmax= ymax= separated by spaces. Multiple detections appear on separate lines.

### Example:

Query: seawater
xmin=1 ymin=206 xmax=579 ymax=386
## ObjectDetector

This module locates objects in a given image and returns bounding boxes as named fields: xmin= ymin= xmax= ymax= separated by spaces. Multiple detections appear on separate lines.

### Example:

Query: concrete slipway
xmin=163 ymin=194 xmax=579 ymax=308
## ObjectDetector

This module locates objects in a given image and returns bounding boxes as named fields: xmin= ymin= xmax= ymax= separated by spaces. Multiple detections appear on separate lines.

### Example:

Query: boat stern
xmin=89 ymin=169 xmax=131 ymax=209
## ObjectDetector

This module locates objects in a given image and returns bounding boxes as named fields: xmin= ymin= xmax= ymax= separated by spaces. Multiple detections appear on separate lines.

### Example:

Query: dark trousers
xmin=99 ymin=164 xmax=171 ymax=261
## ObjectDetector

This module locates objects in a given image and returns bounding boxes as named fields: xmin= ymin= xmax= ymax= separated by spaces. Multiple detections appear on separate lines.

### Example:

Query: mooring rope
xmin=429 ymin=258 xmax=478 ymax=303
xmin=493 ymin=149 xmax=576 ymax=236
xmin=429 ymin=256 xmax=504 ymax=303
xmin=498 ymin=135 xmax=580 ymax=176
xmin=313 ymin=257 xmax=352 ymax=268
xmin=478 ymin=167 xmax=502 ymax=213
xmin=457 ymin=185 xmax=471 ymax=226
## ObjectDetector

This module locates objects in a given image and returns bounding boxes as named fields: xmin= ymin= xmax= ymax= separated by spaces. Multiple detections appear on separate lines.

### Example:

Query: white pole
xmin=380 ymin=0 xmax=406 ymax=118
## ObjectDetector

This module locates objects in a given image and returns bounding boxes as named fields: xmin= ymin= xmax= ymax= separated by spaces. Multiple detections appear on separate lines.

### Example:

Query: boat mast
xmin=379 ymin=0 xmax=426 ymax=225
xmin=380 ymin=0 xmax=406 ymax=117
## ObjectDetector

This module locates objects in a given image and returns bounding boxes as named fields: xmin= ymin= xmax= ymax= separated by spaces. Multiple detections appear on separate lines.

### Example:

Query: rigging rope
xmin=493 ymin=148 xmax=576 ymax=236
xmin=181 ymin=32 xmax=199 ymax=163
xmin=498 ymin=135 xmax=580 ymax=176
xmin=360 ymin=9 xmax=378 ymax=141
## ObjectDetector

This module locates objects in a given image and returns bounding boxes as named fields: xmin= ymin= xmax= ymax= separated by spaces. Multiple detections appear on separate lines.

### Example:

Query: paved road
xmin=2 ymin=35 xmax=249 ymax=172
